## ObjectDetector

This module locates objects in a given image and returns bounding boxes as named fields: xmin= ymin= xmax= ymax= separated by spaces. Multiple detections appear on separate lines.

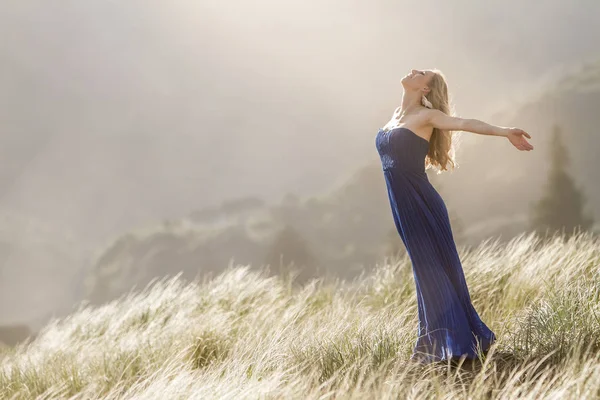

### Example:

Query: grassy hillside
xmin=2 ymin=230 xmax=600 ymax=399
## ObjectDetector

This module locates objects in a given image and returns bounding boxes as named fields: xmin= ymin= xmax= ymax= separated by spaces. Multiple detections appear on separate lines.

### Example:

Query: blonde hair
xmin=423 ymin=69 xmax=459 ymax=174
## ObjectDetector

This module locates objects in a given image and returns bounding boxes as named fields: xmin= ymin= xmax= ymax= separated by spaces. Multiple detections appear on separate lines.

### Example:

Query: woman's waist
xmin=382 ymin=159 xmax=426 ymax=173
xmin=382 ymin=165 xmax=427 ymax=179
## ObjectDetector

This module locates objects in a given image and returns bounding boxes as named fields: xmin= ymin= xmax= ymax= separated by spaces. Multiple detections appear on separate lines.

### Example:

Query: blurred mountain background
xmin=0 ymin=0 xmax=599 ymax=339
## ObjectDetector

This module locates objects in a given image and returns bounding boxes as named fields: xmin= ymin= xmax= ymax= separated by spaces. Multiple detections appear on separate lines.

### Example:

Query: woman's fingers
xmin=515 ymin=139 xmax=533 ymax=151
xmin=507 ymin=128 xmax=533 ymax=150
xmin=511 ymin=128 xmax=532 ymax=139
xmin=519 ymin=136 xmax=534 ymax=150
xmin=517 ymin=129 xmax=531 ymax=139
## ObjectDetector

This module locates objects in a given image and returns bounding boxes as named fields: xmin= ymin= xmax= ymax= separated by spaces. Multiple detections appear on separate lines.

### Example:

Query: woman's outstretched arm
xmin=425 ymin=109 xmax=534 ymax=151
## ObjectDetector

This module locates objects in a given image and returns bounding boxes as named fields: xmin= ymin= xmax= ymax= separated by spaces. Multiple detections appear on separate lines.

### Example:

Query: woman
xmin=375 ymin=68 xmax=533 ymax=364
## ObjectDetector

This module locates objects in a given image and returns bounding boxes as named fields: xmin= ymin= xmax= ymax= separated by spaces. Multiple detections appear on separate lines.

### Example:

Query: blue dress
xmin=375 ymin=126 xmax=496 ymax=363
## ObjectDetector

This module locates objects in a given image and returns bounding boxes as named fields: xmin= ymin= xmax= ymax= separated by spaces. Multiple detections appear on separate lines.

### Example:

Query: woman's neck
xmin=398 ymin=90 xmax=422 ymax=117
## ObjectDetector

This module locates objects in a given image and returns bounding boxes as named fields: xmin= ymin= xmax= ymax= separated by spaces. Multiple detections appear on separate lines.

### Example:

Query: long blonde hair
xmin=423 ymin=69 xmax=458 ymax=174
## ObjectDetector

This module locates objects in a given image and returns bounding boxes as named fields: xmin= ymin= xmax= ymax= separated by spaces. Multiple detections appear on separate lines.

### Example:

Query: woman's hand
xmin=505 ymin=127 xmax=533 ymax=151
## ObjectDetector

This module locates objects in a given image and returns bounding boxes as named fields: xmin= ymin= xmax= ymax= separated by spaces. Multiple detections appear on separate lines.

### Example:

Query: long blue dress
xmin=375 ymin=126 xmax=496 ymax=363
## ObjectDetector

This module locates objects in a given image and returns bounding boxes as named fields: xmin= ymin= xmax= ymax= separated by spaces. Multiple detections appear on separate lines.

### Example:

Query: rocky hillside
xmin=84 ymin=165 xmax=465 ymax=304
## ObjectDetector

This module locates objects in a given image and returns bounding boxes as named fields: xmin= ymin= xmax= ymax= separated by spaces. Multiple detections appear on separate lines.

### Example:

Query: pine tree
xmin=529 ymin=124 xmax=594 ymax=241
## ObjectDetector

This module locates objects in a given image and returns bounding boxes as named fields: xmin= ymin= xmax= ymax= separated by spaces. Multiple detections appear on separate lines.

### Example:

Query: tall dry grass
xmin=1 ymin=230 xmax=600 ymax=399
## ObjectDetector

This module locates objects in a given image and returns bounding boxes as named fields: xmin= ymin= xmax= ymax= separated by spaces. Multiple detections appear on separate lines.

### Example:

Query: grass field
xmin=1 ymin=230 xmax=600 ymax=399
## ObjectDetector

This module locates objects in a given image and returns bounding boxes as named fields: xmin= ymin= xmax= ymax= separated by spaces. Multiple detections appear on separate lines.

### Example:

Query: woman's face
xmin=401 ymin=69 xmax=433 ymax=93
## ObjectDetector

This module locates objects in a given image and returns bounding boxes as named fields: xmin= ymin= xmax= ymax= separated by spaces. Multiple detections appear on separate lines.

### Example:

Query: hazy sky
xmin=1 ymin=0 xmax=599 ymax=326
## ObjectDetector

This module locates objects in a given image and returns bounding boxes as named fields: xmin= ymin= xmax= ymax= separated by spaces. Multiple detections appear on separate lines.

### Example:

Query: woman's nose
xmin=411 ymin=69 xmax=418 ymax=75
